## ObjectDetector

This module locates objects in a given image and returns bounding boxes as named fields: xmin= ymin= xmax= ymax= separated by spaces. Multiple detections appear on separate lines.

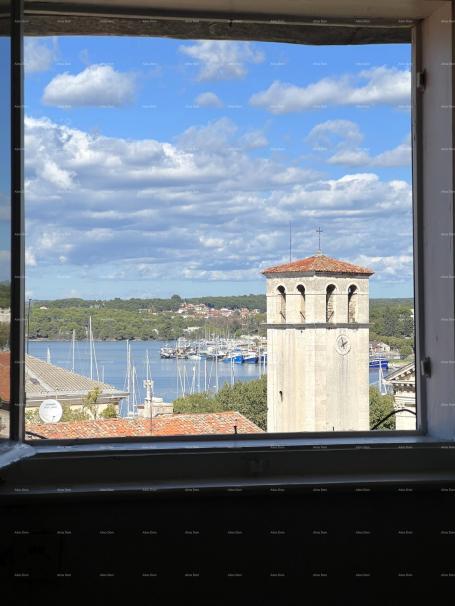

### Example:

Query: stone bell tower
xmin=262 ymin=253 xmax=374 ymax=432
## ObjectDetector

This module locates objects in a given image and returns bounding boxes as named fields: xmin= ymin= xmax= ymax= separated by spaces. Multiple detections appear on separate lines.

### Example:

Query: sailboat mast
xmin=89 ymin=316 xmax=93 ymax=380
xmin=72 ymin=329 xmax=75 ymax=372
xmin=126 ymin=339 xmax=130 ymax=410
xmin=215 ymin=338 xmax=219 ymax=393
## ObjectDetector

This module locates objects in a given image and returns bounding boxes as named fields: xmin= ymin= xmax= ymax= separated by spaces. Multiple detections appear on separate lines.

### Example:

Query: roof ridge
xmin=261 ymin=254 xmax=374 ymax=276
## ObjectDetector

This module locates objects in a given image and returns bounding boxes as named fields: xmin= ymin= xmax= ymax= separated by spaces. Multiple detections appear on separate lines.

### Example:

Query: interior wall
xmin=419 ymin=2 xmax=455 ymax=438
xmin=1 ymin=488 xmax=453 ymax=597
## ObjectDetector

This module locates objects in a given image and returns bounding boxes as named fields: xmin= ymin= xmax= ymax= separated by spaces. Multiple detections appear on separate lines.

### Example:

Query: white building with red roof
xmin=262 ymin=252 xmax=374 ymax=432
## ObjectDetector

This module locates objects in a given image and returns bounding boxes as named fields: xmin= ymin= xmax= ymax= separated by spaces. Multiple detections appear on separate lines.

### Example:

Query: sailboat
xmin=88 ymin=316 xmax=100 ymax=381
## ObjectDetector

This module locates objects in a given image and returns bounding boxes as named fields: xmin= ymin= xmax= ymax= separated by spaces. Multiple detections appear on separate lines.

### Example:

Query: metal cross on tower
xmin=316 ymin=227 xmax=323 ymax=254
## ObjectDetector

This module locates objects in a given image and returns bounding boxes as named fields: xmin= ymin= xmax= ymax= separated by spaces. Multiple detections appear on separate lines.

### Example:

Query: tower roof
xmin=261 ymin=254 xmax=374 ymax=276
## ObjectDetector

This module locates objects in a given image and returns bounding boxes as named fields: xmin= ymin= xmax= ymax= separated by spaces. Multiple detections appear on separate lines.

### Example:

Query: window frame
xmin=1 ymin=0 xmax=454 ymax=495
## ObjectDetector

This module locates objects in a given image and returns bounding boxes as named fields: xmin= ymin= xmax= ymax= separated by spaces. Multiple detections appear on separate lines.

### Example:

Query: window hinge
xmin=416 ymin=70 xmax=426 ymax=92
xmin=420 ymin=356 xmax=431 ymax=378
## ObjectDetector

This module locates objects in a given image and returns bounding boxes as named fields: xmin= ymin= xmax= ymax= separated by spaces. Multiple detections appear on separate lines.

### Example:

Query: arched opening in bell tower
xmin=348 ymin=284 xmax=358 ymax=323
xmin=277 ymin=285 xmax=286 ymax=323
xmin=297 ymin=284 xmax=305 ymax=322
xmin=326 ymin=284 xmax=336 ymax=323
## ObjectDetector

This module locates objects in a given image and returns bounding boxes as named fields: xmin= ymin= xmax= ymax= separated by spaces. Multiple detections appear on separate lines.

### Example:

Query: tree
xmin=173 ymin=392 xmax=224 ymax=414
xmin=173 ymin=375 xmax=267 ymax=430
xmin=215 ymin=376 xmax=267 ymax=430
xmin=82 ymin=387 xmax=103 ymax=419
xmin=61 ymin=405 xmax=90 ymax=422
xmin=369 ymin=386 xmax=396 ymax=430
xmin=0 ymin=323 xmax=9 ymax=348
xmin=100 ymin=403 xmax=118 ymax=419
xmin=25 ymin=408 xmax=42 ymax=424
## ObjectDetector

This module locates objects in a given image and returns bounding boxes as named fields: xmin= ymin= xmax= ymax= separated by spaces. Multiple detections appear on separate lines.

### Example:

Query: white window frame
xmin=1 ymin=1 xmax=455 ymax=496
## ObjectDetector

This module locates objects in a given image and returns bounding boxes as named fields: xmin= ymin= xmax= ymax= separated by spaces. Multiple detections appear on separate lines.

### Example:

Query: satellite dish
xmin=39 ymin=399 xmax=63 ymax=423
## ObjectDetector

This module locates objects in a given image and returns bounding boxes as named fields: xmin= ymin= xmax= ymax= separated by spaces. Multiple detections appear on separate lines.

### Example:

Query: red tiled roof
xmin=0 ymin=351 xmax=10 ymax=403
xmin=262 ymin=254 xmax=374 ymax=276
xmin=25 ymin=411 xmax=263 ymax=440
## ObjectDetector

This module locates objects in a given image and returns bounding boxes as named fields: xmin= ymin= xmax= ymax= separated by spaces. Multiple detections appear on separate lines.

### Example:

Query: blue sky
xmin=20 ymin=36 xmax=413 ymax=300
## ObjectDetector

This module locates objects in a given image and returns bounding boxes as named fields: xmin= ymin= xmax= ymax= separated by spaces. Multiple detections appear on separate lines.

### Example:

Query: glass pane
xmin=23 ymin=32 xmax=415 ymax=439
xmin=0 ymin=0 xmax=11 ymax=439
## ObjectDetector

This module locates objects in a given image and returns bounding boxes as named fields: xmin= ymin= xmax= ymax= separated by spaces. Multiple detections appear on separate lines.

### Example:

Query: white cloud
xmin=42 ymin=64 xmax=137 ymax=107
xmin=180 ymin=41 xmax=264 ymax=81
xmin=25 ymin=248 xmax=37 ymax=267
xmin=328 ymin=135 xmax=411 ymax=168
xmin=306 ymin=120 xmax=363 ymax=149
xmin=24 ymin=115 xmax=412 ymax=291
xmin=250 ymin=66 xmax=411 ymax=113
xmin=354 ymin=254 xmax=413 ymax=282
xmin=240 ymin=130 xmax=268 ymax=149
xmin=306 ymin=120 xmax=411 ymax=168
xmin=194 ymin=92 xmax=223 ymax=108
xmin=24 ymin=38 xmax=57 ymax=73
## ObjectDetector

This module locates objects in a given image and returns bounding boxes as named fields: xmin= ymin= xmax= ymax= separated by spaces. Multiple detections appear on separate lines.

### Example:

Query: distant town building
xmin=177 ymin=302 xmax=255 ymax=320
xmin=384 ymin=361 xmax=416 ymax=430
xmin=370 ymin=341 xmax=391 ymax=354
xmin=0 ymin=308 xmax=10 ymax=323
xmin=262 ymin=253 xmax=374 ymax=432
xmin=183 ymin=326 xmax=201 ymax=334
xmin=25 ymin=411 xmax=263 ymax=439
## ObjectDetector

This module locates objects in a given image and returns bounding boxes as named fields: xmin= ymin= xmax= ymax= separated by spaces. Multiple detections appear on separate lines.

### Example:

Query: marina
xmin=159 ymin=336 xmax=268 ymax=366
xmin=28 ymin=338 xmax=396 ymax=410
xmin=28 ymin=339 xmax=267 ymax=408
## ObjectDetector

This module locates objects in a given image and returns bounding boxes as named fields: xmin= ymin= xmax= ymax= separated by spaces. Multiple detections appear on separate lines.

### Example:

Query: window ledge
xmin=0 ymin=441 xmax=36 ymax=470
xmin=1 ymin=433 xmax=455 ymax=498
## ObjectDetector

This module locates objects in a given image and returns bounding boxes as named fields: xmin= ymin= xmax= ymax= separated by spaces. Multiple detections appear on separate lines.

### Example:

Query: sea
xmin=28 ymin=339 xmax=384 ymax=406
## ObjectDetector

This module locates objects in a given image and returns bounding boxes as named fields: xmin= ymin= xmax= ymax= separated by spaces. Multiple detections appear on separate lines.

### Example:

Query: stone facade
xmin=384 ymin=362 xmax=416 ymax=430
xmin=264 ymin=258 xmax=372 ymax=432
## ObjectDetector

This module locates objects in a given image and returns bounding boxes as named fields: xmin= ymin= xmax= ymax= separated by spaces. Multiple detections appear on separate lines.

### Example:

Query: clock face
xmin=336 ymin=334 xmax=351 ymax=355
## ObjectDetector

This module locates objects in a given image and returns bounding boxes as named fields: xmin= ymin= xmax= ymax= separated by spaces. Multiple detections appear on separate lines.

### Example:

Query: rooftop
xmin=385 ymin=361 xmax=415 ymax=385
xmin=262 ymin=254 xmax=374 ymax=276
xmin=25 ymin=410 xmax=263 ymax=439
xmin=25 ymin=354 xmax=128 ymax=400
xmin=0 ymin=351 xmax=9 ymax=402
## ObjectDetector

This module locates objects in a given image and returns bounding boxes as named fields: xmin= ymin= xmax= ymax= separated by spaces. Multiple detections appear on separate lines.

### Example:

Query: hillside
xmin=25 ymin=295 xmax=414 ymax=348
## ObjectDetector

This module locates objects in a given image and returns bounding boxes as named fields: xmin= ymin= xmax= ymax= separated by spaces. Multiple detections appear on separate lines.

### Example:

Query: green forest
xmin=0 ymin=283 xmax=10 ymax=308
xmin=173 ymin=376 xmax=396 ymax=431
xmin=0 ymin=287 xmax=415 ymax=353
xmin=33 ymin=293 xmax=266 ymax=312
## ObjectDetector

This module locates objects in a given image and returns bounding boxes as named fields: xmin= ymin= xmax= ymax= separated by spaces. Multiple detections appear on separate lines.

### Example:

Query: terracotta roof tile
xmin=262 ymin=254 xmax=374 ymax=276
xmin=26 ymin=411 xmax=263 ymax=440
xmin=0 ymin=351 xmax=10 ymax=403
